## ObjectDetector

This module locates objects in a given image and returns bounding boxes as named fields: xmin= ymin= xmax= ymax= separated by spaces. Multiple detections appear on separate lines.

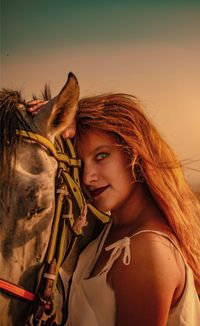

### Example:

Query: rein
xmin=0 ymin=279 xmax=35 ymax=302
xmin=0 ymin=129 xmax=110 ymax=325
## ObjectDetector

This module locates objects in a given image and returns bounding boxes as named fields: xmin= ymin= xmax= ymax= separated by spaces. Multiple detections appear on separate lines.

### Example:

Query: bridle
xmin=0 ymin=129 xmax=110 ymax=325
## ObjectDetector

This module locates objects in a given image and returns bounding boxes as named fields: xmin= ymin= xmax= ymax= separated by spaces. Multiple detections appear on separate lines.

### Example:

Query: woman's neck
xmin=111 ymin=183 xmax=163 ymax=230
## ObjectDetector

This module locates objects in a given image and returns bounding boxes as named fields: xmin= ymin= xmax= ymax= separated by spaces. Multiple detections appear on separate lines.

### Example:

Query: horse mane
xmin=0 ymin=85 xmax=51 ymax=183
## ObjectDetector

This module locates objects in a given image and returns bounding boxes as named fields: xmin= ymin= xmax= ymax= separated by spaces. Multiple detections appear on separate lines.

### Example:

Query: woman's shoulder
xmin=111 ymin=226 xmax=185 ymax=295
xmin=128 ymin=216 xmax=181 ymax=253
xmin=129 ymin=227 xmax=185 ymax=268
xmin=109 ymin=228 xmax=186 ymax=325
xmin=130 ymin=227 xmax=179 ymax=250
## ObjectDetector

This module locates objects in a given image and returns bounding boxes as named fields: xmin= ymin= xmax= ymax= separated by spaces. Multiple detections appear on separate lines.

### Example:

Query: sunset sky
xmin=1 ymin=0 xmax=200 ymax=188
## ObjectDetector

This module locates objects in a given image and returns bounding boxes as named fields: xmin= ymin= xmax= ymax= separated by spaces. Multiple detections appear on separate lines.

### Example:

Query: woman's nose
xmin=82 ymin=164 xmax=98 ymax=186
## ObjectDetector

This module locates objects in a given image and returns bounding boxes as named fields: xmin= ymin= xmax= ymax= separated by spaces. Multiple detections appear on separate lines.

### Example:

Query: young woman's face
xmin=77 ymin=129 xmax=136 ymax=214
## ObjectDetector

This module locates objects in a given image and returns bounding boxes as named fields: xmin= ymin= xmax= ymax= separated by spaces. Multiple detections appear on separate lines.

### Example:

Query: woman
xmin=66 ymin=93 xmax=200 ymax=326
xmin=29 ymin=93 xmax=200 ymax=325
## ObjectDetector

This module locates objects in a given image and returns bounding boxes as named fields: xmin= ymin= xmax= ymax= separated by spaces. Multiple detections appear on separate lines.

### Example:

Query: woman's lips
xmin=90 ymin=186 xmax=109 ymax=198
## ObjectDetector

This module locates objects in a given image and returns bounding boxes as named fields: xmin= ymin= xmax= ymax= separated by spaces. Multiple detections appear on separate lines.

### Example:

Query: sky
xmin=1 ymin=0 xmax=200 ymax=189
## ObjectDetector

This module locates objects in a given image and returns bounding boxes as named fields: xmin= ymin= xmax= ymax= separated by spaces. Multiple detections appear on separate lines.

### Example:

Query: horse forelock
xmin=0 ymin=86 xmax=52 ymax=173
xmin=0 ymin=89 xmax=27 ymax=180
xmin=0 ymin=90 xmax=37 ymax=217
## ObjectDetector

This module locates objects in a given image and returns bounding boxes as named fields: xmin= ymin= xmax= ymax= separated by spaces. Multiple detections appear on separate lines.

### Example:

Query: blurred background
xmin=1 ymin=0 xmax=200 ymax=190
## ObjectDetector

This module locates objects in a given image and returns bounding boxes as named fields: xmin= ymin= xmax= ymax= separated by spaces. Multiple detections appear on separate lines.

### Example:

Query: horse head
xmin=0 ymin=73 xmax=81 ymax=325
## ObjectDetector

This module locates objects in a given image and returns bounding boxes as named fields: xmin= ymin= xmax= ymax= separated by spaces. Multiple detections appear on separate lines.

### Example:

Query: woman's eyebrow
xmin=93 ymin=145 xmax=112 ymax=152
xmin=78 ymin=144 xmax=113 ymax=160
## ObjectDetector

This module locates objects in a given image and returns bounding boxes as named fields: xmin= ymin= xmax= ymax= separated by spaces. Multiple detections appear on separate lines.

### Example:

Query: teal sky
xmin=2 ymin=0 xmax=200 ymax=55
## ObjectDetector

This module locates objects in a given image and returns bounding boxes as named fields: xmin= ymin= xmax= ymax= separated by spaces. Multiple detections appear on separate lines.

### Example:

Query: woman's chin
xmin=93 ymin=201 xmax=111 ymax=213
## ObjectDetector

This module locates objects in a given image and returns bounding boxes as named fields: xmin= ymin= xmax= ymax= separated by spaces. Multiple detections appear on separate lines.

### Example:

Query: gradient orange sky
xmin=1 ymin=1 xmax=200 ymax=188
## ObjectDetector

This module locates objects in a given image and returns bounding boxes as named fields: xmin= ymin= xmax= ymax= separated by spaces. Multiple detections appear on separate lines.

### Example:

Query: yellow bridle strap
xmin=53 ymin=206 xmax=73 ymax=291
xmin=87 ymin=203 xmax=110 ymax=223
xmin=47 ymin=186 xmax=68 ymax=263
xmin=62 ymin=171 xmax=110 ymax=225
xmin=63 ymin=171 xmax=85 ymax=208
xmin=16 ymin=129 xmax=81 ymax=167
xmin=65 ymin=138 xmax=81 ymax=186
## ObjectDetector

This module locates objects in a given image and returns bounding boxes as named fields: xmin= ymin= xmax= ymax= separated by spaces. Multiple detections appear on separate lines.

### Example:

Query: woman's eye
xmin=96 ymin=152 xmax=109 ymax=161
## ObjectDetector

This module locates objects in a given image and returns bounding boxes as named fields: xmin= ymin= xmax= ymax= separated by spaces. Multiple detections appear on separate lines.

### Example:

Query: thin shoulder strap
xmin=130 ymin=229 xmax=187 ymax=264
xmin=99 ymin=236 xmax=131 ymax=275
xmin=99 ymin=229 xmax=186 ymax=275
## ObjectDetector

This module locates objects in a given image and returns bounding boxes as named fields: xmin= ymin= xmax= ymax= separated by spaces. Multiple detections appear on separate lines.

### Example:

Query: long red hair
xmin=76 ymin=93 xmax=200 ymax=288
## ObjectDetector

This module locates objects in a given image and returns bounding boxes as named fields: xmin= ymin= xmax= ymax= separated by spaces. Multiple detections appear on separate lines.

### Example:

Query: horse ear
xmin=34 ymin=73 xmax=79 ymax=140
xmin=47 ymin=72 xmax=79 ymax=136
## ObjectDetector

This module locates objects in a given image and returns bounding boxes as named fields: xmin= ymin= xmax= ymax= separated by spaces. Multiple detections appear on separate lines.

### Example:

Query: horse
xmin=0 ymin=73 xmax=109 ymax=325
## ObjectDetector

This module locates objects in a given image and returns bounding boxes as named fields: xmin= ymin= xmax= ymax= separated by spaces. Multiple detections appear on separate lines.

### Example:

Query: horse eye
xmin=27 ymin=208 xmax=45 ymax=219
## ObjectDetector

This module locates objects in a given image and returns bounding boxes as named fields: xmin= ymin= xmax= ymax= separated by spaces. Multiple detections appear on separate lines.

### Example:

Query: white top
xmin=66 ymin=223 xmax=200 ymax=326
